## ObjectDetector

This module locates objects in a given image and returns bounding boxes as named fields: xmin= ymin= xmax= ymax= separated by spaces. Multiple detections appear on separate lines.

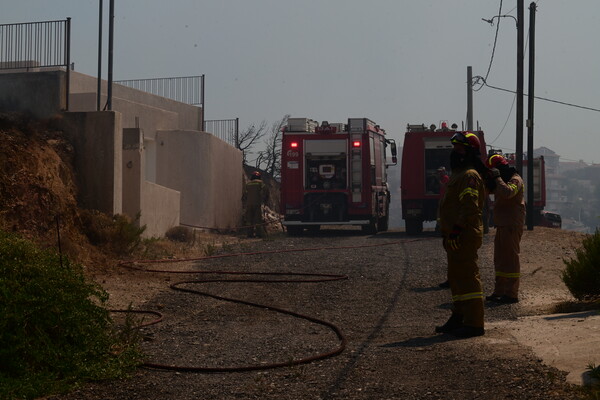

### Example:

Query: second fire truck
xmin=400 ymin=122 xmax=488 ymax=235
xmin=280 ymin=117 xmax=397 ymax=235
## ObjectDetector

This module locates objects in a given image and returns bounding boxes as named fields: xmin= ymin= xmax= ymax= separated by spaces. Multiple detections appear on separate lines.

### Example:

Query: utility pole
xmin=107 ymin=0 xmax=114 ymax=111
xmin=516 ymin=0 xmax=524 ymax=173
xmin=526 ymin=2 xmax=537 ymax=230
xmin=97 ymin=0 xmax=103 ymax=111
xmin=467 ymin=66 xmax=473 ymax=131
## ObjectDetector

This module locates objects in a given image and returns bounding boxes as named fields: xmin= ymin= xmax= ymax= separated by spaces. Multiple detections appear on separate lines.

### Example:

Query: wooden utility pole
xmin=97 ymin=0 xmax=103 ymax=111
xmin=526 ymin=2 xmax=537 ymax=230
xmin=467 ymin=66 xmax=473 ymax=131
xmin=516 ymin=0 xmax=524 ymax=173
xmin=107 ymin=0 xmax=114 ymax=111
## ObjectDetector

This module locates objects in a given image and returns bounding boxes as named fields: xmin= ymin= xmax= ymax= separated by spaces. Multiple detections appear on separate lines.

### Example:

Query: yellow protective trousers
xmin=493 ymin=225 xmax=523 ymax=298
xmin=444 ymin=233 xmax=484 ymax=328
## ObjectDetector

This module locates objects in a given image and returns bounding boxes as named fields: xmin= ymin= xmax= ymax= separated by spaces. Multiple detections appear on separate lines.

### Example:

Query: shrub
xmin=80 ymin=210 xmax=146 ymax=255
xmin=165 ymin=226 xmax=193 ymax=243
xmin=562 ymin=229 xmax=600 ymax=301
xmin=0 ymin=230 xmax=141 ymax=399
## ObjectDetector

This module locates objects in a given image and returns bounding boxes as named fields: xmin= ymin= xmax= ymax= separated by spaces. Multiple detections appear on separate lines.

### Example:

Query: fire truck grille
xmin=303 ymin=193 xmax=347 ymax=222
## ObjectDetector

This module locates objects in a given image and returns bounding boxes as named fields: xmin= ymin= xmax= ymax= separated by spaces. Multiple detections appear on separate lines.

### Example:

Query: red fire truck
xmin=400 ymin=122 xmax=487 ymax=235
xmin=280 ymin=118 xmax=397 ymax=235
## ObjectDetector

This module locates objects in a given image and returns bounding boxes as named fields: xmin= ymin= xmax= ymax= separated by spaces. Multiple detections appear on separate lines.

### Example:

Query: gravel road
xmin=50 ymin=228 xmax=582 ymax=400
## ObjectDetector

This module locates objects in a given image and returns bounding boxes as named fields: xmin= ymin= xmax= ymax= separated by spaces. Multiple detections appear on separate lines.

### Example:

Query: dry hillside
xmin=0 ymin=112 xmax=102 ymax=263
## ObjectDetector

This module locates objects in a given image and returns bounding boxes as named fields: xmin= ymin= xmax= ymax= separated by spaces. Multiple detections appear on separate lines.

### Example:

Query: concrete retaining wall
xmin=0 ymin=71 xmax=65 ymax=118
xmin=69 ymin=71 xmax=202 ymax=131
xmin=155 ymin=130 xmax=243 ymax=229
xmin=141 ymin=181 xmax=181 ymax=238
xmin=60 ymin=111 xmax=123 ymax=215
xmin=122 ymin=128 xmax=181 ymax=238
xmin=0 ymin=69 xmax=243 ymax=237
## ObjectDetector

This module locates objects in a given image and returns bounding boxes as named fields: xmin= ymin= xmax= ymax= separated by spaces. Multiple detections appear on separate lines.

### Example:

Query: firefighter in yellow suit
xmin=485 ymin=154 xmax=525 ymax=304
xmin=436 ymin=132 xmax=487 ymax=338
xmin=244 ymin=171 xmax=267 ymax=238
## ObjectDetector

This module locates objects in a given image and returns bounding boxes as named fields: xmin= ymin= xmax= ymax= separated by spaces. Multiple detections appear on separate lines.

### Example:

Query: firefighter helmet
xmin=487 ymin=154 xmax=509 ymax=169
xmin=451 ymin=132 xmax=481 ymax=151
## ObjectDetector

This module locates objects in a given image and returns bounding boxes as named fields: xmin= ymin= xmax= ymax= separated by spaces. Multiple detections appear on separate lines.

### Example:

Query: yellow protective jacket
xmin=491 ymin=173 xmax=525 ymax=227
xmin=439 ymin=167 xmax=485 ymax=237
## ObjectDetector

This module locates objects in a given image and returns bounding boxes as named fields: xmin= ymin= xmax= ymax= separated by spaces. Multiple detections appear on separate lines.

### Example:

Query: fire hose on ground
xmin=114 ymin=238 xmax=431 ymax=372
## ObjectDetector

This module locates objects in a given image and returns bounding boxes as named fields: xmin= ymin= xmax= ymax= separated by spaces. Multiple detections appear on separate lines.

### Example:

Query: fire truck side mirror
xmin=387 ymin=140 xmax=398 ymax=165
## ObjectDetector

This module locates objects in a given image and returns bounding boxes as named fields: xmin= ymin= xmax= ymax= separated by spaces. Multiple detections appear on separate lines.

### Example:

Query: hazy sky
xmin=3 ymin=1 xmax=600 ymax=164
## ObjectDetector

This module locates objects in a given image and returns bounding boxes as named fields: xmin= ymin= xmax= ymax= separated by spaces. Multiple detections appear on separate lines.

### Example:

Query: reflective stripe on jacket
xmin=492 ymin=173 xmax=525 ymax=227
xmin=439 ymin=167 xmax=485 ymax=235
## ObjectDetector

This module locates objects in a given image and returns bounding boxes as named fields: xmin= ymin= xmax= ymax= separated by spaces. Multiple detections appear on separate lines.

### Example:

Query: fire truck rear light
xmin=352 ymin=141 xmax=361 ymax=148
xmin=290 ymin=142 xmax=298 ymax=148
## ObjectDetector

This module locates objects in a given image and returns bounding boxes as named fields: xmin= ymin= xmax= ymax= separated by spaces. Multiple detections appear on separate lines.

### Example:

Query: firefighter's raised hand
xmin=447 ymin=225 xmax=462 ymax=251
xmin=489 ymin=168 xmax=501 ymax=179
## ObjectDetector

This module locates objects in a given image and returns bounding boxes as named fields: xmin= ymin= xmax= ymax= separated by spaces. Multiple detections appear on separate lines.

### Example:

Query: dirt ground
xmin=2 ymin=112 xmax=597 ymax=398
xmin=49 ymin=226 xmax=594 ymax=400
xmin=100 ymin=225 xmax=587 ymax=312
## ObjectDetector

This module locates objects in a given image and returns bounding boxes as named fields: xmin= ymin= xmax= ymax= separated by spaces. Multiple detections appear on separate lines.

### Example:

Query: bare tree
xmin=255 ymin=115 xmax=289 ymax=178
xmin=237 ymin=120 xmax=268 ymax=164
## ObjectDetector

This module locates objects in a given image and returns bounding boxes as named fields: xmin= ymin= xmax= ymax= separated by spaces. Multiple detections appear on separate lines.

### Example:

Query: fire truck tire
xmin=362 ymin=220 xmax=378 ymax=235
xmin=307 ymin=225 xmax=320 ymax=234
xmin=286 ymin=226 xmax=304 ymax=236
xmin=405 ymin=219 xmax=423 ymax=235
xmin=377 ymin=215 xmax=389 ymax=232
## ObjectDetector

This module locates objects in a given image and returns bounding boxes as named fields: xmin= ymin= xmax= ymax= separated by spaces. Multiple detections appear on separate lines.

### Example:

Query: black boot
xmin=448 ymin=325 xmax=485 ymax=338
xmin=435 ymin=313 xmax=463 ymax=333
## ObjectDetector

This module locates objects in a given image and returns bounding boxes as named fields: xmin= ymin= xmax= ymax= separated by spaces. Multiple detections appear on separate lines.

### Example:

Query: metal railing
xmin=0 ymin=19 xmax=71 ymax=109
xmin=115 ymin=75 xmax=204 ymax=106
xmin=204 ymin=118 xmax=239 ymax=148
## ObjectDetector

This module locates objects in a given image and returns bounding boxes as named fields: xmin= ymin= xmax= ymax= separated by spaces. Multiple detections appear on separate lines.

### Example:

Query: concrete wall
xmin=141 ymin=181 xmax=180 ymax=238
xmin=69 ymin=71 xmax=202 ymax=131
xmin=0 ymin=70 xmax=65 ymax=118
xmin=71 ymin=91 xmax=179 ymax=182
xmin=0 ymin=69 xmax=243 ymax=237
xmin=122 ymin=128 xmax=181 ymax=238
xmin=155 ymin=130 xmax=243 ymax=229
xmin=122 ymin=128 xmax=144 ymax=220
xmin=60 ymin=111 xmax=123 ymax=215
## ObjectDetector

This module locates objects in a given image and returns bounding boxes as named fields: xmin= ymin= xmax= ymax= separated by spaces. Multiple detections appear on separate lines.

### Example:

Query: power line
xmin=480 ymin=0 xmax=504 ymax=85
xmin=475 ymin=76 xmax=600 ymax=113
xmin=488 ymin=94 xmax=516 ymax=145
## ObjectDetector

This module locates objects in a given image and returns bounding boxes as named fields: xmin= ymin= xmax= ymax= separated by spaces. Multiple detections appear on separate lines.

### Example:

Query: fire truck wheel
xmin=377 ymin=215 xmax=389 ymax=232
xmin=361 ymin=221 xmax=378 ymax=235
xmin=307 ymin=225 xmax=320 ymax=234
xmin=405 ymin=219 xmax=423 ymax=235
xmin=286 ymin=226 xmax=303 ymax=236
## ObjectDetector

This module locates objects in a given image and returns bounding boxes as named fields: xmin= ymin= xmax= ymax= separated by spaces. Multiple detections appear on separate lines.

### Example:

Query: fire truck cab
xmin=280 ymin=118 xmax=397 ymax=235
xmin=400 ymin=122 xmax=487 ymax=235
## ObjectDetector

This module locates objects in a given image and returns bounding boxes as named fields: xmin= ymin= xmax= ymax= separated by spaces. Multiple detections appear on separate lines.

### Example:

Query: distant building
xmin=533 ymin=147 xmax=565 ymax=213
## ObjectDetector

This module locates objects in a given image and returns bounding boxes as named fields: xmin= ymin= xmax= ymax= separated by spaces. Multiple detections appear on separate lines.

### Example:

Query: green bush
xmin=80 ymin=210 xmax=146 ymax=255
xmin=0 ymin=230 xmax=141 ymax=399
xmin=562 ymin=229 xmax=600 ymax=301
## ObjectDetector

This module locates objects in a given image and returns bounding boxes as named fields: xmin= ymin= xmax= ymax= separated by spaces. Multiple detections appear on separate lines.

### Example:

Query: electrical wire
xmin=475 ymin=76 xmax=600 ymax=113
xmin=479 ymin=0 xmax=504 ymax=88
